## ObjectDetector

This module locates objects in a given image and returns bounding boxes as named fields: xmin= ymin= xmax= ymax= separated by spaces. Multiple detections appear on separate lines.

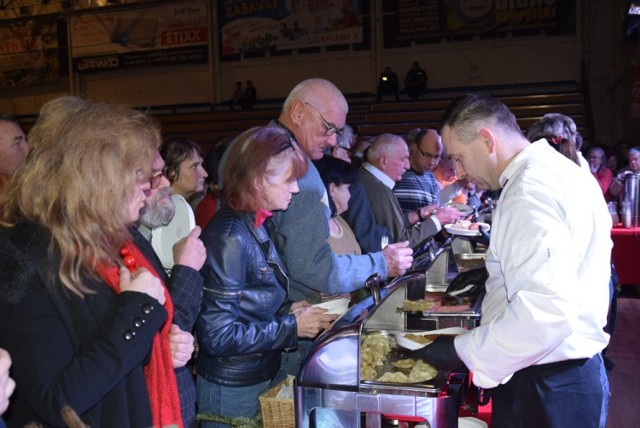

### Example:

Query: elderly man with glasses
xmin=394 ymin=128 xmax=465 ymax=229
xmin=264 ymin=78 xmax=413 ymax=377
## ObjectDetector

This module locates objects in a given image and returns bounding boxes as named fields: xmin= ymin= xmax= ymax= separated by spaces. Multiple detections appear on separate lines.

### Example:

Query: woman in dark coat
xmin=0 ymin=96 xmax=182 ymax=427
xmin=195 ymin=126 xmax=336 ymax=426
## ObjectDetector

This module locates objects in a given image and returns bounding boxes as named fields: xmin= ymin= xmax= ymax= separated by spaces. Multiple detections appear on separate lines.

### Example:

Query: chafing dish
xmin=294 ymin=240 xmax=485 ymax=427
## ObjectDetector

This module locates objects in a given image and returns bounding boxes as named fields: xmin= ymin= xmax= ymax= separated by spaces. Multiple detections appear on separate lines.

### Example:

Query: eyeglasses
xmin=149 ymin=170 xmax=166 ymax=189
xmin=416 ymin=145 xmax=442 ymax=161
xmin=300 ymin=100 xmax=344 ymax=137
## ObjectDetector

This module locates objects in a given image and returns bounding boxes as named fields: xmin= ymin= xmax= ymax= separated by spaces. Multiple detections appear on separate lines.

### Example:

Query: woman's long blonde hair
xmin=0 ymin=96 xmax=160 ymax=296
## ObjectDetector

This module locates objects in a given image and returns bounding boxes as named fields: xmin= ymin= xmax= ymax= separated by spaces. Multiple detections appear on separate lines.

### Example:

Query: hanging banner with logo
xmin=0 ymin=18 xmax=60 ymax=88
xmin=70 ymin=1 xmax=208 ymax=73
xmin=382 ymin=0 xmax=575 ymax=48
xmin=218 ymin=0 xmax=363 ymax=57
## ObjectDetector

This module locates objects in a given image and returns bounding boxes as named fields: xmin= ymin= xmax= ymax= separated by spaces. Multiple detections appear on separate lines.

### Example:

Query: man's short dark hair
xmin=0 ymin=113 xmax=21 ymax=127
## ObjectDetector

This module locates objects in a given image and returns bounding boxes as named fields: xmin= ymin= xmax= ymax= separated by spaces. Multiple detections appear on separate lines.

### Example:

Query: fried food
xmin=403 ymin=333 xmax=437 ymax=345
xmin=377 ymin=371 xmax=409 ymax=383
xmin=360 ymin=363 xmax=377 ymax=381
xmin=408 ymin=359 xmax=438 ymax=382
xmin=391 ymin=358 xmax=416 ymax=369
xmin=402 ymin=299 xmax=436 ymax=312
xmin=377 ymin=359 xmax=437 ymax=383
xmin=360 ymin=331 xmax=395 ymax=382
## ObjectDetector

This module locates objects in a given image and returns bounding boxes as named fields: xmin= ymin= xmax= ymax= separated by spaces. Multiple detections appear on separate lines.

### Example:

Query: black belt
xmin=525 ymin=357 xmax=590 ymax=372
xmin=477 ymin=354 xmax=598 ymax=406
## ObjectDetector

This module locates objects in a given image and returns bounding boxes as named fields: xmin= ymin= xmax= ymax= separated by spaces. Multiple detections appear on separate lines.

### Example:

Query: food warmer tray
xmin=295 ymin=278 xmax=473 ymax=427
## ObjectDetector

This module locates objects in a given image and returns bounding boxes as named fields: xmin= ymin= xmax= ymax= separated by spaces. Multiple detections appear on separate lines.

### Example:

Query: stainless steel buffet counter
xmin=294 ymin=237 xmax=486 ymax=427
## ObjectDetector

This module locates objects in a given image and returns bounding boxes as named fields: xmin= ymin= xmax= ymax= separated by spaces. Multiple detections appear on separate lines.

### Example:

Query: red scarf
xmin=254 ymin=208 xmax=273 ymax=228
xmin=97 ymin=242 xmax=183 ymax=428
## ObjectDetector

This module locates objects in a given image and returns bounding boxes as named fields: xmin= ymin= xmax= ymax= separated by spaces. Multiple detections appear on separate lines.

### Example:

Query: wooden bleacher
xmin=152 ymin=89 xmax=589 ymax=154
xmin=154 ymin=107 xmax=282 ymax=153
xmin=48 ymin=84 xmax=580 ymax=155
xmin=356 ymin=91 xmax=589 ymax=141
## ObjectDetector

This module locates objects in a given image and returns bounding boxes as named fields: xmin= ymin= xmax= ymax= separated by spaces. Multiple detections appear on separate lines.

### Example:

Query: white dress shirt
xmin=455 ymin=139 xmax=612 ymax=388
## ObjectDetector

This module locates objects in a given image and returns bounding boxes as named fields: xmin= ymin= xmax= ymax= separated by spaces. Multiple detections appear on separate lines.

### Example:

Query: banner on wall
xmin=70 ymin=1 xmax=208 ymax=73
xmin=383 ymin=0 xmax=575 ymax=47
xmin=218 ymin=0 xmax=363 ymax=56
xmin=0 ymin=18 xmax=60 ymax=88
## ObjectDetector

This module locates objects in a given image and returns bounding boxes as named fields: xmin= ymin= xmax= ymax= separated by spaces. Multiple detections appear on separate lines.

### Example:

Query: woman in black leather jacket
xmin=195 ymin=126 xmax=337 ymax=426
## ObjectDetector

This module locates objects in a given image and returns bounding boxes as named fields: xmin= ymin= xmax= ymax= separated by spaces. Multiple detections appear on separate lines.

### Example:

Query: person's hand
xmin=416 ymin=205 xmax=438 ymax=223
xmin=168 ymin=324 xmax=195 ymax=368
xmin=294 ymin=307 xmax=338 ymax=338
xmin=409 ymin=335 xmax=464 ymax=371
xmin=473 ymin=224 xmax=491 ymax=247
xmin=435 ymin=207 xmax=464 ymax=225
xmin=0 ymin=348 xmax=16 ymax=416
xmin=445 ymin=267 xmax=488 ymax=300
xmin=382 ymin=241 xmax=413 ymax=278
xmin=173 ymin=226 xmax=206 ymax=270
xmin=609 ymin=177 xmax=625 ymax=196
xmin=290 ymin=300 xmax=311 ymax=313
xmin=119 ymin=267 xmax=166 ymax=305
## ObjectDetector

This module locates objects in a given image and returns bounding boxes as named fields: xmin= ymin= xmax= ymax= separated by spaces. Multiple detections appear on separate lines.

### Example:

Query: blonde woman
xmin=0 ymin=96 xmax=181 ymax=427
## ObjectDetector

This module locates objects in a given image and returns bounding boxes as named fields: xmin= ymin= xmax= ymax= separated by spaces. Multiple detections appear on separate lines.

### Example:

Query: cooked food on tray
xmin=426 ymin=299 xmax=472 ymax=313
xmin=360 ymin=333 xmax=394 ymax=381
xmin=392 ymin=358 xmax=417 ymax=369
xmin=377 ymin=359 xmax=438 ymax=383
xmin=359 ymin=332 xmax=438 ymax=383
xmin=404 ymin=333 xmax=438 ymax=345
xmin=402 ymin=299 xmax=436 ymax=312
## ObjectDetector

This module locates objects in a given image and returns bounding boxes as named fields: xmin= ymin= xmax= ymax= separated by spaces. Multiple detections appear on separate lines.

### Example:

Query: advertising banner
xmin=70 ymin=1 xmax=208 ymax=73
xmin=0 ymin=18 xmax=60 ymax=87
xmin=218 ymin=0 xmax=363 ymax=57
xmin=382 ymin=0 xmax=575 ymax=47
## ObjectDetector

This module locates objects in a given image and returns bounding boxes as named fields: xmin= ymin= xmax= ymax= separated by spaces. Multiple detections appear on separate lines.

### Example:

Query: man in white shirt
xmin=415 ymin=94 xmax=611 ymax=427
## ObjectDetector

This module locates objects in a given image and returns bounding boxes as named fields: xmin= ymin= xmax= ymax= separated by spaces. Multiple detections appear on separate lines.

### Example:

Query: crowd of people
xmin=0 ymin=77 xmax=632 ymax=428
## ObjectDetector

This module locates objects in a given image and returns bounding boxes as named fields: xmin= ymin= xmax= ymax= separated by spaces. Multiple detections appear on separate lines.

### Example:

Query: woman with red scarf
xmin=195 ymin=127 xmax=337 ymax=426
xmin=0 ymin=96 xmax=182 ymax=427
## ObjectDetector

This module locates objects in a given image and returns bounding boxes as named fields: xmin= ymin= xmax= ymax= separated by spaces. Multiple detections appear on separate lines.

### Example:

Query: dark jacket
xmin=195 ymin=207 xmax=297 ymax=386
xmin=0 ymin=222 xmax=167 ymax=427
xmin=131 ymin=228 xmax=203 ymax=428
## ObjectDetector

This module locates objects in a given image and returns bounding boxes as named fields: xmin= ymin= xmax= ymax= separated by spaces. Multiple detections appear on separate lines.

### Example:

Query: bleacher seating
xmin=356 ymin=92 xmax=588 ymax=142
xmin=13 ymin=85 xmax=589 ymax=160
xmin=154 ymin=108 xmax=281 ymax=153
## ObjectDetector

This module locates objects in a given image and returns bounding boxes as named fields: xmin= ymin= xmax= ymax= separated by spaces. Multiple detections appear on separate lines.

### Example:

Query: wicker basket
xmin=259 ymin=376 xmax=295 ymax=428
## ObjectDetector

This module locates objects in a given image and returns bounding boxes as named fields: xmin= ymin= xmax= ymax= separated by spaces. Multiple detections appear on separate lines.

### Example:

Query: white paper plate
xmin=151 ymin=195 xmax=195 ymax=270
xmin=395 ymin=327 xmax=468 ymax=350
xmin=458 ymin=417 xmax=489 ymax=428
xmin=444 ymin=222 xmax=490 ymax=237
xmin=312 ymin=297 xmax=350 ymax=315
